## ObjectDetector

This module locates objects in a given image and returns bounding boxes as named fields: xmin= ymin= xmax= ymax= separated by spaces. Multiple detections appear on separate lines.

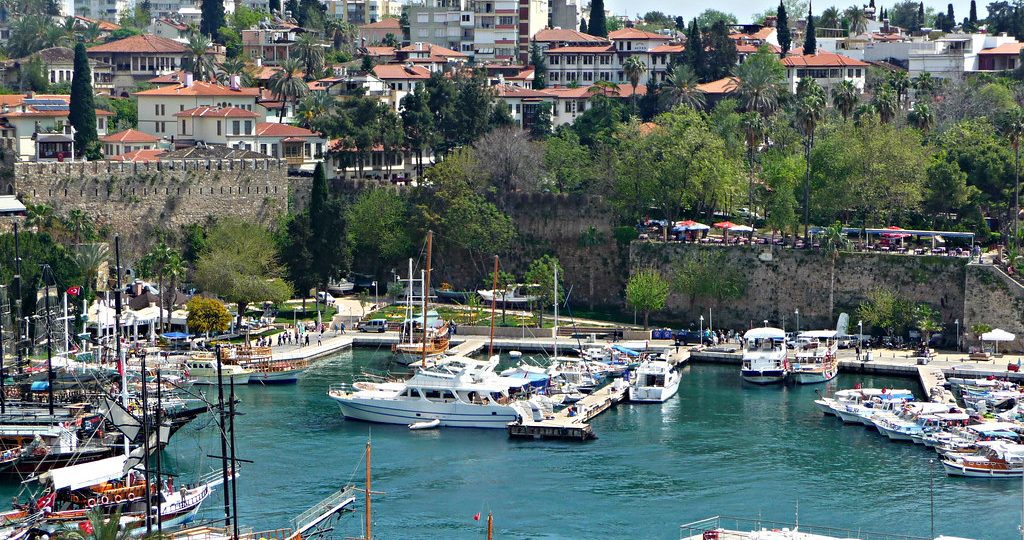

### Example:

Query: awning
xmin=728 ymin=225 xmax=754 ymax=232
xmin=42 ymin=454 xmax=127 ymax=490
xmin=981 ymin=329 xmax=1016 ymax=342
xmin=611 ymin=345 xmax=640 ymax=357
xmin=744 ymin=327 xmax=785 ymax=340
xmin=162 ymin=331 xmax=189 ymax=340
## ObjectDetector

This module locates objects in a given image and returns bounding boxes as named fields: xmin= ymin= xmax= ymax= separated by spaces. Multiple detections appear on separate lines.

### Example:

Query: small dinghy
xmin=408 ymin=418 xmax=441 ymax=430
xmin=509 ymin=350 xmax=523 ymax=358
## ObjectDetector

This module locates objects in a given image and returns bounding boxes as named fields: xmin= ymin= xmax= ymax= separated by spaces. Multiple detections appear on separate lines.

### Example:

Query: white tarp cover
xmin=982 ymin=329 xmax=1016 ymax=342
xmin=46 ymin=455 xmax=127 ymax=490
xmin=744 ymin=327 xmax=786 ymax=340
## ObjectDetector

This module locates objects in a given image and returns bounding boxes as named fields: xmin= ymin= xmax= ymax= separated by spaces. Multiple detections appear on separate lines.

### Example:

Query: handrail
xmin=679 ymin=515 xmax=930 ymax=540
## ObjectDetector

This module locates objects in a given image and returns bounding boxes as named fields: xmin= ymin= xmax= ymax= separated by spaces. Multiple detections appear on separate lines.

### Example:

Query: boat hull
xmin=741 ymin=370 xmax=786 ymax=385
xmin=942 ymin=461 xmax=1023 ymax=478
xmin=813 ymin=399 xmax=836 ymax=416
xmin=789 ymin=369 xmax=837 ymax=385
xmin=629 ymin=374 xmax=681 ymax=403
xmin=329 ymin=396 xmax=519 ymax=428
xmin=249 ymin=369 xmax=302 ymax=384
xmin=190 ymin=372 xmax=251 ymax=385
xmin=834 ymin=408 xmax=872 ymax=425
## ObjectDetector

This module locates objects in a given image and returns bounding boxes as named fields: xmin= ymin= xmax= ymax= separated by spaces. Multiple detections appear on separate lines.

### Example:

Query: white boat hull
xmin=249 ymin=368 xmax=302 ymax=384
xmin=942 ymin=461 xmax=1023 ymax=478
xmin=814 ymin=398 xmax=837 ymax=416
xmin=789 ymin=369 xmax=838 ymax=384
xmin=741 ymin=370 xmax=786 ymax=385
xmin=329 ymin=396 xmax=520 ymax=428
xmin=835 ymin=408 xmax=872 ymax=425
xmin=392 ymin=350 xmax=447 ymax=365
xmin=191 ymin=372 xmax=251 ymax=385
xmin=629 ymin=377 xmax=681 ymax=403
xmin=877 ymin=425 xmax=917 ymax=442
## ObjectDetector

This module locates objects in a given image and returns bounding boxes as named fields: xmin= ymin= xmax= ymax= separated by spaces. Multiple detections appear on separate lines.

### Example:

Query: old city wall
xmin=963 ymin=265 xmax=1024 ymax=351
xmin=12 ymin=159 xmax=296 ymax=244
xmin=630 ymin=242 xmax=971 ymax=333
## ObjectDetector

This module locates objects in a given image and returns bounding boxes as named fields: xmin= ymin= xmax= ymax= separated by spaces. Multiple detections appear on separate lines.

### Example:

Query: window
xmin=515 ymin=104 xmax=520 ymax=113
xmin=271 ymin=143 xmax=278 ymax=156
xmin=244 ymin=120 xmax=252 ymax=134
xmin=416 ymin=13 xmax=428 ymax=22
xmin=550 ymin=72 xmax=559 ymax=81
xmin=583 ymin=72 xmax=593 ymax=81
xmin=583 ymin=55 xmax=593 ymax=65
xmin=261 ymin=143 xmax=268 ymax=154
xmin=462 ymin=14 xmax=470 ymax=22
xmin=179 ymin=105 xmax=184 ymax=111
xmin=217 ymin=121 xmax=221 ymax=136
xmin=566 ymin=55 xmax=576 ymax=63
xmin=498 ymin=15 xmax=514 ymax=25
xmin=180 ymin=120 xmax=186 ymax=134
xmin=564 ymin=101 xmax=572 ymax=113
xmin=232 ymin=120 xmax=240 ymax=135
xmin=549 ymin=55 xmax=559 ymax=65
xmin=600 ymin=55 xmax=610 ymax=65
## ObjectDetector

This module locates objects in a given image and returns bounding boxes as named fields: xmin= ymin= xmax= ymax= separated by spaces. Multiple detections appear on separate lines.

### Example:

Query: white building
xmin=544 ymin=28 xmax=678 ymax=87
xmin=100 ymin=128 xmax=161 ymax=157
xmin=74 ymin=0 xmax=132 ymax=22
xmin=87 ymin=34 xmax=190 ymax=96
xmin=781 ymin=52 xmax=868 ymax=94
xmin=908 ymin=33 xmax=1019 ymax=79
xmin=133 ymin=77 xmax=261 ymax=140
xmin=407 ymin=0 xmax=549 ymax=62
xmin=0 ymin=94 xmax=111 ymax=162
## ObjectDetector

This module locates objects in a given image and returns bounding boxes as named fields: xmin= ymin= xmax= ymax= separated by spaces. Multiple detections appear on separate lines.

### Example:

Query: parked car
xmin=358 ymin=319 xmax=388 ymax=333
xmin=735 ymin=207 xmax=762 ymax=220
xmin=316 ymin=292 xmax=336 ymax=304
xmin=674 ymin=329 xmax=703 ymax=346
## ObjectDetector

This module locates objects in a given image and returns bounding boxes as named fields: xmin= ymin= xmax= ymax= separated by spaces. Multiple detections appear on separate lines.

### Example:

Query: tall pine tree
xmin=916 ymin=2 xmax=924 ymax=30
xmin=308 ymin=162 xmax=350 ymax=294
xmin=970 ymin=0 xmax=977 ymax=23
xmin=200 ymin=0 xmax=224 ymax=39
xmin=707 ymin=20 xmax=738 ymax=81
xmin=69 ymin=43 xmax=97 ymax=160
xmin=682 ymin=19 xmax=707 ymax=81
xmin=269 ymin=0 xmax=279 ymax=13
xmin=580 ymin=18 xmax=588 ymax=33
xmin=589 ymin=0 xmax=607 ymax=38
xmin=803 ymin=3 xmax=816 ymax=55
xmin=777 ymin=0 xmax=791 ymax=55
xmin=530 ymin=42 xmax=547 ymax=89
xmin=947 ymin=3 xmax=954 ymax=23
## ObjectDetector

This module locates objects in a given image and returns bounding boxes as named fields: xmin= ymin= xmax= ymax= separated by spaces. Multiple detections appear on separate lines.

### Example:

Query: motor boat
xmin=628 ymin=358 xmax=680 ymax=403
xmin=788 ymin=330 xmax=839 ymax=384
xmin=741 ymin=327 xmax=788 ymax=384
xmin=942 ymin=440 xmax=1024 ymax=477
xmin=185 ymin=355 xmax=252 ymax=385
xmin=476 ymin=286 xmax=538 ymax=306
xmin=872 ymin=402 xmax=953 ymax=442
xmin=830 ymin=388 xmax=915 ymax=426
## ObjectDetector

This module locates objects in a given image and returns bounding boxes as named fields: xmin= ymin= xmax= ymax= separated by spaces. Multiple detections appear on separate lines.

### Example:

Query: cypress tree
xmin=530 ymin=43 xmax=547 ymax=89
xmin=947 ymin=3 xmax=954 ymax=23
xmin=683 ymin=20 xmax=706 ymax=80
xmin=803 ymin=4 xmax=816 ymax=55
xmin=199 ymin=0 xmax=225 ymax=38
xmin=777 ymin=0 xmax=791 ymax=55
xmin=310 ymin=162 xmax=328 ymax=226
xmin=589 ymin=0 xmax=607 ymax=38
xmin=870 ymin=0 xmax=875 ymax=7
xmin=68 ymin=43 xmax=96 ymax=160
xmin=580 ymin=17 xmax=588 ymax=34
xmin=707 ymin=20 xmax=738 ymax=81
xmin=970 ymin=0 xmax=977 ymax=23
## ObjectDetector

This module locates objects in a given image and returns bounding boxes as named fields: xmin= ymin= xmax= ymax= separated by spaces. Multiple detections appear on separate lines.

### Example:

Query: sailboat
xmin=391 ymin=253 xmax=450 ymax=365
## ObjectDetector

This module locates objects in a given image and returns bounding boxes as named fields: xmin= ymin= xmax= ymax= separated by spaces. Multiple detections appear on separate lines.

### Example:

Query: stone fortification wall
xmin=630 ymin=243 xmax=969 ymax=334
xmin=12 ymin=159 xmax=292 ymax=244
xmin=963 ymin=265 xmax=1024 ymax=351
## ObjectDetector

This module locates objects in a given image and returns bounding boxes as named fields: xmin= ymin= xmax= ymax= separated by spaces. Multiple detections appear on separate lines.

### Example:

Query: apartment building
xmin=74 ymin=0 xmax=131 ymax=23
xmin=328 ymin=0 xmax=402 ymax=25
xmin=87 ymin=35 xmax=190 ymax=95
xmin=544 ymin=28 xmax=675 ymax=87
xmin=781 ymin=52 xmax=868 ymax=94
xmin=407 ymin=0 xmax=548 ymax=62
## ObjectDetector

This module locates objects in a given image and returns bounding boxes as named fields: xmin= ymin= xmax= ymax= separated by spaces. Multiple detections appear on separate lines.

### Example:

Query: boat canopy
xmin=744 ymin=327 xmax=786 ymax=340
xmin=611 ymin=345 xmax=640 ymax=357
xmin=798 ymin=330 xmax=839 ymax=339
xmin=42 ymin=454 xmax=128 ymax=490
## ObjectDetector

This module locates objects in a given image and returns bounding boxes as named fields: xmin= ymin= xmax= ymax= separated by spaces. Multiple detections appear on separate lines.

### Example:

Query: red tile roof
xmin=155 ymin=18 xmax=189 ymax=31
xmin=365 ymin=46 xmax=397 ymax=57
xmin=148 ymin=70 xmax=188 ymax=84
xmin=372 ymin=64 xmax=431 ymax=80
xmin=533 ymin=28 xmax=608 ymax=43
xmin=74 ymin=16 xmax=121 ymax=31
xmin=396 ymin=43 xmax=468 ymax=57
xmin=730 ymin=27 xmax=776 ymax=41
xmin=543 ymin=83 xmax=647 ymax=98
xmin=697 ymin=76 xmax=739 ymax=94
xmin=781 ymin=52 xmax=869 ymax=67
xmin=360 ymin=18 xmax=401 ymax=30
xmin=979 ymin=42 xmax=1024 ymax=55
xmin=494 ymin=84 xmax=553 ymax=98
xmin=255 ymin=122 xmax=319 ymax=137
xmin=88 ymin=34 xmax=189 ymax=54
xmin=107 ymin=149 xmax=166 ymax=162
xmin=649 ymin=44 xmax=684 ymax=53
xmin=609 ymin=28 xmax=671 ymax=41
xmin=174 ymin=106 xmax=259 ymax=118
xmin=507 ymin=68 xmax=535 ymax=80
xmin=101 ymin=128 xmax=160 ymax=143
xmin=737 ymin=43 xmax=781 ymax=54
xmin=134 ymin=81 xmax=261 ymax=97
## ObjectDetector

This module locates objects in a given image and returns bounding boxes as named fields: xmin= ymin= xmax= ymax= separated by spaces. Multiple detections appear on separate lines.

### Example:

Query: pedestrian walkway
xmin=269 ymin=330 xmax=354 ymax=362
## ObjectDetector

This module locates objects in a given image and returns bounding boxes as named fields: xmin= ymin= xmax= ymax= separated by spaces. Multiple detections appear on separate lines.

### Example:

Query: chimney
xmin=497 ymin=73 xmax=504 ymax=84
xmin=255 ymin=57 xmax=263 ymax=67
xmin=415 ymin=41 xmax=423 ymax=51
xmin=184 ymin=72 xmax=194 ymax=87
xmin=230 ymin=74 xmax=240 ymax=90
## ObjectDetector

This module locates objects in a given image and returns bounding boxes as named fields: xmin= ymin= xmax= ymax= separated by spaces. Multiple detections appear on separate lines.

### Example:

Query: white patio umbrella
xmin=981 ymin=328 xmax=1016 ymax=354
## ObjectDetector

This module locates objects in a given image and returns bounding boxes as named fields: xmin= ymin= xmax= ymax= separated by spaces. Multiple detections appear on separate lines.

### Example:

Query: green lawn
xmin=363 ymin=304 xmax=546 ymax=327
xmin=269 ymin=303 xmax=337 ymax=323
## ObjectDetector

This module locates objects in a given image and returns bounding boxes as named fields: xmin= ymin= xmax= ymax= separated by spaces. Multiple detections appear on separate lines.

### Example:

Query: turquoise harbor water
xmin=9 ymin=348 xmax=1023 ymax=539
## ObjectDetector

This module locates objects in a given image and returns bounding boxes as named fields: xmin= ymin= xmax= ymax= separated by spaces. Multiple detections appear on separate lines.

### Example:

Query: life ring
xmin=100 ymin=496 xmax=110 ymax=505
xmin=113 ymin=495 xmax=122 ymax=503
xmin=86 ymin=499 xmax=96 ymax=508
xmin=127 ymin=494 xmax=137 ymax=502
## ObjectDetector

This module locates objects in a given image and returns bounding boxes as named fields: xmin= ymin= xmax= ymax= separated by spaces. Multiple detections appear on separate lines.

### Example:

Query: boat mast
xmin=365 ymin=437 xmax=372 ymax=540
xmin=215 ymin=345 xmax=231 ymax=529
xmin=487 ymin=512 xmax=493 ymax=540
xmin=155 ymin=364 xmax=163 ymax=534
xmin=406 ymin=258 xmax=413 ymax=346
xmin=421 ymin=231 xmax=432 ymax=367
xmin=229 ymin=376 xmax=240 ymax=540
xmin=488 ymin=256 xmax=498 ymax=359
xmin=553 ymin=266 xmax=558 ymax=359
xmin=115 ymin=237 xmax=128 ymax=456
xmin=0 ymin=285 xmax=5 ymax=415
xmin=140 ymin=350 xmax=152 ymax=534
xmin=42 ymin=265 xmax=53 ymax=415
xmin=13 ymin=223 xmax=22 ymax=378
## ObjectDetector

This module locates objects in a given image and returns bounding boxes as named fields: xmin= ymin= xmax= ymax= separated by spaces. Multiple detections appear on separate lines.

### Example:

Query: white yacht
xmin=789 ymin=330 xmax=839 ymax=384
xmin=185 ymin=355 xmax=252 ymax=385
xmin=832 ymin=388 xmax=915 ymax=426
xmin=740 ymin=327 xmax=788 ymax=384
xmin=629 ymin=357 xmax=680 ymax=403
xmin=327 ymin=356 xmax=529 ymax=428
xmin=476 ymin=286 xmax=539 ymax=306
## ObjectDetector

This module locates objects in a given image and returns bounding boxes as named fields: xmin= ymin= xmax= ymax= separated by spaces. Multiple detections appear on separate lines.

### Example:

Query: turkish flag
xmin=79 ymin=520 xmax=94 ymax=535
xmin=66 ymin=286 xmax=82 ymax=297
xmin=473 ymin=513 xmax=480 ymax=521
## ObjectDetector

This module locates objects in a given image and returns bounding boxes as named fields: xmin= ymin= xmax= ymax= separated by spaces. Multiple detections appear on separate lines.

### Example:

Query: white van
xmin=359 ymin=319 xmax=388 ymax=333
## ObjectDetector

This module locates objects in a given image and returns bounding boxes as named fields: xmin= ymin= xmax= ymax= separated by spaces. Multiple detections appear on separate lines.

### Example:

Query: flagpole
xmin=62 ymin=292 xmax=69 ymax=359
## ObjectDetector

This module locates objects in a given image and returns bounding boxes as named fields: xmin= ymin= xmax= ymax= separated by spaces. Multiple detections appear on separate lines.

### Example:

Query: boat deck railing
xmin=679 ymin=516 xmax=931 ymax=540
xmin=290 ymin=485 xmax=360 ymax=536
xmin=327 ymin=383 xmax=353 ymax=396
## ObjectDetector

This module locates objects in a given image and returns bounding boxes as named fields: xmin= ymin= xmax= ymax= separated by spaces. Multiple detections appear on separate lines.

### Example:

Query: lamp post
xmin=699 ymin=315 xmax=704 ymax=346
xmin=858 ymin=319 xmax=864 ymax=360
xmin=372 ymin=281 xmax=378 ymax=307
xmin=955 ymin=319 xmax=961 ymax=352
xmin=763 ymin=320 xmax=768 ymax=328
xmin=795 ymin=309 xmax=800 ymax=333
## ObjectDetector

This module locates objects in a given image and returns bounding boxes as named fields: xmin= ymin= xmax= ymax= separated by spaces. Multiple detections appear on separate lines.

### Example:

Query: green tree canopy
xmin=626 ymin=268 xmax=670 ymax=329
xmin=186 ymin=296 xmax=232 ymax=336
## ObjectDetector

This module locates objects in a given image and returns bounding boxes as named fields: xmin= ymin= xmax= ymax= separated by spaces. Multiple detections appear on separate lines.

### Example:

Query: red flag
xmin=78 ymin=520 xmax=94 ymax=535
xmin=66 ymin=286 xmax=81 ymax=297
xmin=473 ymin=513 xmax=480 ymax=521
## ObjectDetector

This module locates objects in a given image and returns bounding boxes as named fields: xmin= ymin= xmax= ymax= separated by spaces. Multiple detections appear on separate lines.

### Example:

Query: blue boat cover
xmin=611 ymin=345 xmax=640 ymax=357
xmin=30 ymin=381 xmax=48 ymax=391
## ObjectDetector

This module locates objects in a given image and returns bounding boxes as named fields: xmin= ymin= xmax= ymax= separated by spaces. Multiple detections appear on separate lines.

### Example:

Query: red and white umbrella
xmin=881 ymin=226 xmax=911 ymax=239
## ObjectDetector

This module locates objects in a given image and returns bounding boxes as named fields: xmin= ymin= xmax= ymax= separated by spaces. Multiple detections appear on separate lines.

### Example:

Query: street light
xmin=955 ymin=319 xmax=960 ymax=352
xmin=763 ymin=320 xmax=768 ymax=328
xmin=795 ymin=309 xmax=800 ymax=333
xmin=372 ymin=281 xmax=378 ymax=307
xmin=858 ymin=319 xmax=864 ymax=360
xmin=699 ymin=315 xmax=704 ymax=346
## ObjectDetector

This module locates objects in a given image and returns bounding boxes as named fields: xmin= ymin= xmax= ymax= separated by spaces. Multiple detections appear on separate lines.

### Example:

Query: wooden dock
xmin=447 ymin=338 xmax=486 ymax=357
xmin=918 ymin=365 xmax=958 ymax=405
xmin=507 ymin=381 xmax=630 ymax=441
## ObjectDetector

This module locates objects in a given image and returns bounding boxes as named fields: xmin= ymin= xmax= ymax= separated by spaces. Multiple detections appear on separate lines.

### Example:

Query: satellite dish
xmin=836 ymin=313 xmax=850 ymax=336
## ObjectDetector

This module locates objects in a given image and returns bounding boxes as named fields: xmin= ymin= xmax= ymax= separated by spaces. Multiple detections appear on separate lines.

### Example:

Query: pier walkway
xmin=508 ymin=381 xmax=630 ymax=441
xmin=917 ymin=365 xmax=958 ymax=405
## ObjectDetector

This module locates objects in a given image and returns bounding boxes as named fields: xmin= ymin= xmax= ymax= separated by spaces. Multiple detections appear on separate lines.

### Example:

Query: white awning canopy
xmin=744 ymin=327 xmax=785 ymax=340
xmin=799 ymin=330 xmax=839 ymax=339
xmin=42 ymin=454 xmax=127 ymax=490
xmin=982 ymin=329 xmax=1016 ymax=342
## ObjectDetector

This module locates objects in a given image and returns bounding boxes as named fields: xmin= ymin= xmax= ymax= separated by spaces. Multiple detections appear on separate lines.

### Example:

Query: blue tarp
xmin=162 ymin=332 xmax=190 ymax=340
xmin=611 ymin=345 xmax=640 ymax=357
xmin=30 ymin=381 xmax=48 ymax=391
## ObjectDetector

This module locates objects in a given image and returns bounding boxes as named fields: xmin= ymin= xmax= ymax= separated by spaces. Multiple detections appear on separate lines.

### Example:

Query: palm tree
xmin=296 ymin=92 xmax=335 ymax=129
xmin=25 ymin=203 xmax=55 ymax=233
xmin=831 ymin=80 xmax=858 ymax=120
xmin=622 ymin=56 xmax=648 ymax=113
xmin=819 ymin=221 xmax=850 ymax=319
xmin=81 ymin=22 xmax=102 ymax=44
xmin=844 ymin=5 xmax=868 ymax=34
xmin=820 ymin=6 xmax=840 ymax=28
xmin=872 ymin=87 xmax=898 ymax=123
xmin=740 ymin=111 xmax=766 ymax=235
xmin=912 ymin=71 xmax=937 ymax=99
xmin=886 ymin=70 xmax=910 ymax=107
xmin=795 ymin=92 xmax=825 ymax=245
xmin=58 ymin=509 xmax=132 ymax=540
xmin=269 ymin=58 xmax=308 ymax=123
xmin=144 ymin=241 xmax=176 ymax=332
xmin=217 ymin=57 xmax=247 ymax=83
xmin=733 ymin=55 xmax=784 ymax=116
xmin=908 ymin=101 xmax=934 ymax=132
xmin=587 ymin=79 xmax=620 ymax=97
xmin=852 ymin=102 xmax=877 ymax=125
xmin=659 ymin=64 xmax=705 ymax=110
xmin=74 ymin=243 xmax=109 ymax=298
xmin=1000 ymin=106 xmax=1024 ymax=250
xmin=63 ymin=209 xmax=95 ymax=244
xmin=294 ymin=33 xmax=325 ymax=81
xmin=164 ymin=254 xmax=187 ymax=324
xmin=187 ymin=33 xmax=214 ymax=82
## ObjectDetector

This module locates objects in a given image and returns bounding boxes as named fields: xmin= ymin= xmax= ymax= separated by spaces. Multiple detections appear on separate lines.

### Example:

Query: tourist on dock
xmin=305 ymin=334 xmax=310 ymax=347
xmin=317 ymin=334 xmax=322 ymax=347
xmin=341 ymin=322 xmax=346 ymax=334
